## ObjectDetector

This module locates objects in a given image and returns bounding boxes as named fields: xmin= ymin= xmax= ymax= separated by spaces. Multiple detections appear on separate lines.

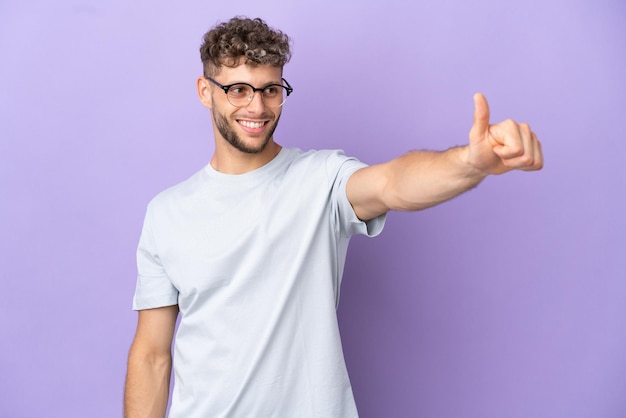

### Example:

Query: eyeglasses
xmin=206 ymin=77 xmax=294 ymax=108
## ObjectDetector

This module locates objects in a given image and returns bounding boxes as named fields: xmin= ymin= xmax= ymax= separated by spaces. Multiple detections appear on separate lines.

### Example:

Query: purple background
xmin=1 ymin=0 xmax=625 ymax=417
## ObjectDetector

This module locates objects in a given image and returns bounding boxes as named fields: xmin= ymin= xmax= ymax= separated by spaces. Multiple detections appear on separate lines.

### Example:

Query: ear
xmin=197 ymin=76 xmax=212 ymax=109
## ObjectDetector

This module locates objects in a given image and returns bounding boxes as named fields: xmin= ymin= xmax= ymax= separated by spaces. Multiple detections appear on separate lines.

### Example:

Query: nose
xmin=245 ymin=91 xmax=266 ymax=113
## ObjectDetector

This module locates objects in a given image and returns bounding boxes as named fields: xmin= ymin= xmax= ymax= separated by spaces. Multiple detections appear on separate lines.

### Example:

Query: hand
xmin=468 ymin=93 xmax=543 ymax=175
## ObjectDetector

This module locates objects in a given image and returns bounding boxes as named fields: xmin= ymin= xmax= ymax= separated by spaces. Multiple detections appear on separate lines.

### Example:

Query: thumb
xmin=470 ymin=93 xmax=490 ymax=141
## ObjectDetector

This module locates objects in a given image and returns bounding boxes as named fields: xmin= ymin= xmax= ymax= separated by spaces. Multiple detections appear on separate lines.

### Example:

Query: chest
xmin=154 ymin=173 xmax=336 ymax=302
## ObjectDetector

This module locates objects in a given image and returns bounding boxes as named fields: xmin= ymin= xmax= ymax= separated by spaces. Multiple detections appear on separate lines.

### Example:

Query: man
xmin=124 ymin=16 xmax=543 ymax=418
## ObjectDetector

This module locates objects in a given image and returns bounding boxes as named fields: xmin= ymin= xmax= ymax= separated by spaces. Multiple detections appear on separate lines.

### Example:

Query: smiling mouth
xmin=238 ymin=120 xmax=267 ymax=129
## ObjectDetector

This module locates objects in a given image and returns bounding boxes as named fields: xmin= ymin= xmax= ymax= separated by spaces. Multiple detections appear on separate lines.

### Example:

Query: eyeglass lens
xmin=227 ymin=84 xmax=287 ymax=107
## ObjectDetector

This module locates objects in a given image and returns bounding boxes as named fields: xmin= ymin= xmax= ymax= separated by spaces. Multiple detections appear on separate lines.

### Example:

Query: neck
xmin=210 ymin=141 xmax=282 ymax=175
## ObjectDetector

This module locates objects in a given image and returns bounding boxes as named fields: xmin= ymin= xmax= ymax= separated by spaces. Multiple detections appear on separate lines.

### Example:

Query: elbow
xmin=128 ymin=342 xmax=172 ymax=372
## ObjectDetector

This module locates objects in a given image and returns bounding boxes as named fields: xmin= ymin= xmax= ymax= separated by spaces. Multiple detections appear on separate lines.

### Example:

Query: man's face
xmin=202 ymin=63 xmax=284 ymax=154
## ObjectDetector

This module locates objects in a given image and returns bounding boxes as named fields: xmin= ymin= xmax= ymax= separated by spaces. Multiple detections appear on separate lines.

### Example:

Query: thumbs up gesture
xmin=468 ymin=93 xmax=543 ymax=175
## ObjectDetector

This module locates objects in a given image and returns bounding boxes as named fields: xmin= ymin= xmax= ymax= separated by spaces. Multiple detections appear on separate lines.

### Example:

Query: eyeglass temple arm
xmin=282 ymin=78 xmax=294 ymax=96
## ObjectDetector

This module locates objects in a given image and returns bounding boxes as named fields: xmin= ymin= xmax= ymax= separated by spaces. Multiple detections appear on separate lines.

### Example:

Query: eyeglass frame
xmin=205 ymin=77 xmax=294 ymax=108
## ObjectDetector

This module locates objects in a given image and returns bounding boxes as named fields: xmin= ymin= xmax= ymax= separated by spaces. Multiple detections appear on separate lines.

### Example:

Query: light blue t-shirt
xmin=133 ymin=148 xmax=385 ymax=417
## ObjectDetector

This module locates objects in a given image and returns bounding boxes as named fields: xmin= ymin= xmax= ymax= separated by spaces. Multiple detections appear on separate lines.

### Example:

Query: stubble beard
xmin=213 ymin=110 xmax=281 ymax=154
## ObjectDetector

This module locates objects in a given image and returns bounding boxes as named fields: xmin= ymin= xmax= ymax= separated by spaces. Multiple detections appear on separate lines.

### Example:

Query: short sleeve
xmin=132 ymin=205 xmax=179 ymax=310
xmin=328 ymin=151 xmax=386 ymax=238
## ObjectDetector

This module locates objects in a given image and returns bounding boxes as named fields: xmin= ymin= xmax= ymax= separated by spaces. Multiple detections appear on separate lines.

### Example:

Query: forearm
xmin=383 ymin=146 xmax=487 ymax=211
xmin=124 ymin=348 xmax=172 ymax=418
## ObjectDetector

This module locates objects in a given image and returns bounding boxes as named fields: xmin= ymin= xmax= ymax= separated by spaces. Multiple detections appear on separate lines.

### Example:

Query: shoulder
xmin=146 ymin=166 xmax=208 ymax=213
xmin=277 ymin=148 xmax=369 ymax=193
xmin=285 ymin=148 xmax=365 ymax=171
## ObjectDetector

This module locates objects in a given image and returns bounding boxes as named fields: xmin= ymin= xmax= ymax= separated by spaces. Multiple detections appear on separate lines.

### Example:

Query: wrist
xmin=455 ymin=145 xmax=490 ymax=180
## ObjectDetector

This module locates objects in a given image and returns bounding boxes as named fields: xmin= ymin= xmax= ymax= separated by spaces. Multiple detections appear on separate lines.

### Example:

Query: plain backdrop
xmin=1 ymin=0 xmax=625 ymax=417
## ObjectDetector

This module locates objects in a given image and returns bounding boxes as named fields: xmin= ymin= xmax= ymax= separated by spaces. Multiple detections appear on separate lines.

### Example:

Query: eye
xmin=228 ymin=84 xmax=250 ymax=97
xmin=263 ymin=86 xmax=281 ymax=97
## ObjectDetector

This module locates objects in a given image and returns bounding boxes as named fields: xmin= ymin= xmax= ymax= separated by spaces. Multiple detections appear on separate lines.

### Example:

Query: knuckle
xmin=518 ymin=154 xmax=535 ymax=166
xmin=519 ymin=122 xmax=532 ymax=133
xmin=508 ymin=145 xmax=524 ymax=157
xmin=505 ymin=119 xmax=518 ymax=128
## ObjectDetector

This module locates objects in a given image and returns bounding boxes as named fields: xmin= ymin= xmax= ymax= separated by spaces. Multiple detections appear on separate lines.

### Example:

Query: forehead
xmin=215 ymin=63 xmax=283 ymax=84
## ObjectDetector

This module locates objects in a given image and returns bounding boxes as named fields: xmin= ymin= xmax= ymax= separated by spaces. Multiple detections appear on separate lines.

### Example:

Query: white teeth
xmin=239 ymin=120 xmax=265 ymax=129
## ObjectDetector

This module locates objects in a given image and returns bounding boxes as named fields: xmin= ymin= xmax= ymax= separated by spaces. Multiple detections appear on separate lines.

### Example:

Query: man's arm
xmin=347 ymin=93 xmax=544 ymax=220
xmin=124 ymin=305 xmax=179 ymax=418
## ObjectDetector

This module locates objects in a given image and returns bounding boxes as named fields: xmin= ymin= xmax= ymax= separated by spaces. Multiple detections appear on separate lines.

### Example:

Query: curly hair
xmin=200 ymin=17 xmax=291 ymax=77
